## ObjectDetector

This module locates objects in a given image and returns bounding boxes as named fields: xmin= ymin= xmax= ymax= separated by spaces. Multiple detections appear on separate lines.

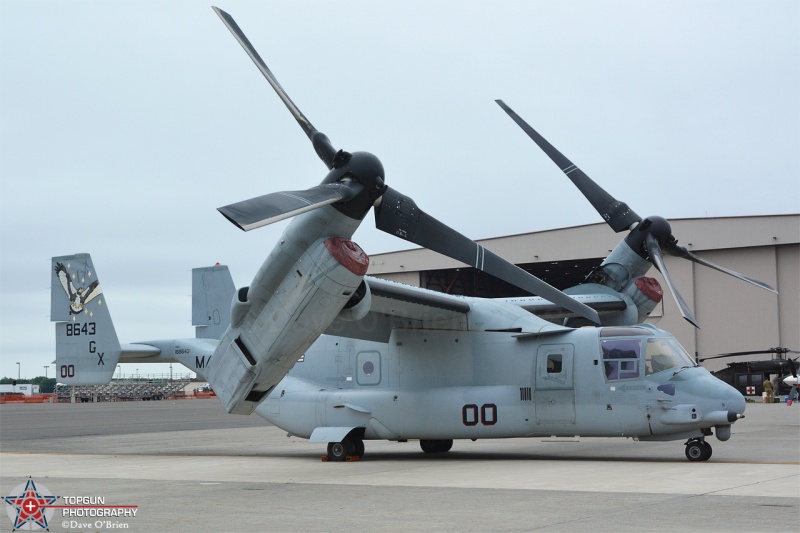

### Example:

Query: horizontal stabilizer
xmin=119 ymin=343 xmax=161 ymax=360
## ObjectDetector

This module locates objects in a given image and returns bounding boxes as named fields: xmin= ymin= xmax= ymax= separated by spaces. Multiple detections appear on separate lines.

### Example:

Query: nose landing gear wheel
xmin=685 ymin=439 xmax=712 ymax=461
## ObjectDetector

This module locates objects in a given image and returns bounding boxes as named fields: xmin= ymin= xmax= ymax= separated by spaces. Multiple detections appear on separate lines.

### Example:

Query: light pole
xmin=44 ymin=366 xmax=49 ymax=379
xmin=16 ymin=362 xmax=20 ymax=392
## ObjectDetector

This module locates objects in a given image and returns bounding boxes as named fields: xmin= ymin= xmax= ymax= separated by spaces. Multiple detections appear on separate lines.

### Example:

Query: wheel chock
xmin=321 ymin=455 xmax=361 ymax=462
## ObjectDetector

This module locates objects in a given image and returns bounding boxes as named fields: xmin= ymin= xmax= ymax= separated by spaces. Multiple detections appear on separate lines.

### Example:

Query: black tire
xmin=353 ymin=438 xmax=365 ymax=458
xmin=685 ymin=440 xmax=709 ymax=461
xmin=327 ymin=439 xmax=354 ymax=462
xmin=701 ymin=440 xmax=712 ymax=460
xmin=420 ymin=439 xmax=453 ymax=454
xmin=420 ymin=440 xmax=438 ymax=453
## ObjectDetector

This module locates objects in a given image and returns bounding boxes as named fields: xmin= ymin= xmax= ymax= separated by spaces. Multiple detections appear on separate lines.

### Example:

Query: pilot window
xmin=602 ymin=338 xmax=641 ymax=380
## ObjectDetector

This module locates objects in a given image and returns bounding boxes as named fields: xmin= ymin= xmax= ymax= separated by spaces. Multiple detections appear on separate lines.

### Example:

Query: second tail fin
xmin=51 ymin=254 xmax=121 ymax=384
xmin=192 ymin=263 xmax=235 ymax=339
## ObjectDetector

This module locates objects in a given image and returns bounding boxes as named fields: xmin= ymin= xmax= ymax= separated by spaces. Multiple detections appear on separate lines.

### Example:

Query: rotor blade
xmin=212 ymin=6 xmax=338 ymax=168
xmin=715 ymin=350 xmax=778 ymax=357
xmin=374 ymin=186 xmax=600 ymax=324
xmin=665 ymin=244 xmax=778 ymax=294
xmin=645 ymin=233 xmax=699 ymax=328
xmin=697 ymin=353 xmax=758 ymax=362
xmin=700 ymin=348 xmax=800 ymax=362
xmin=219 ymin=182 xmax=363 ymax=231
xmin=495 ymin=100 xmax=640 ymax=232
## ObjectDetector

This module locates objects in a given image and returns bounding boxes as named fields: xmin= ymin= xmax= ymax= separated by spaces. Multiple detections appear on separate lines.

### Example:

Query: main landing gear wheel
xmin=685 ymin=439 xmax=712 ymax=461
xmin=420 ymin=439 xmax=453 ymax=454
xmin=326 ymin=436 xmax=364 ymax=462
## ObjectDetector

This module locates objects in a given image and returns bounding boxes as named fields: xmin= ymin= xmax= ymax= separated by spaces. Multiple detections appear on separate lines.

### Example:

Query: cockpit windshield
xmin=645 ymin=337 xmax=695 ymax=375
xmin=601 ymin=334 xmax=696 ymax=381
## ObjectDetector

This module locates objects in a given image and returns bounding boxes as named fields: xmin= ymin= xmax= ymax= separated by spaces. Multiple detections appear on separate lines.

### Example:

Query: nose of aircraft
xmin=692 ymin=371 xmax=746 ymax=420
xmin=710 ymin=374 xmax=747 ymax=416
xmin=692 ymin=374 xmax=746 ymax=442
xmin=726 ymin=383 xmax=747 ymax=416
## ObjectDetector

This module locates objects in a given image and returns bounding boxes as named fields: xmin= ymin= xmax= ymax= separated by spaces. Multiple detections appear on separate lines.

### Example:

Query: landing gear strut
xmin=684 ymin=438 xmax=712 ymax=461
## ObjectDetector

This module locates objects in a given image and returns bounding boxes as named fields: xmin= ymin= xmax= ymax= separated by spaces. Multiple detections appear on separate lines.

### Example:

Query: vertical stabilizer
xmin=192 ymin=264 xmax=235 ymax=339
xmin=51 ymin=254 xmax=121 ymax=384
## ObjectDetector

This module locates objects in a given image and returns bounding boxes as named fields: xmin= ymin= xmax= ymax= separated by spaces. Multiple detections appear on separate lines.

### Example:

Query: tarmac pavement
xmin=1 ymin=399 xmax=797 ymax=532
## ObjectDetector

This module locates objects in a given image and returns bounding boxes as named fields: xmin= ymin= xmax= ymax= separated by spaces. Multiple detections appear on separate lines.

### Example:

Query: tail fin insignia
xmin=54 ymin=262 xmax=103 ymax=315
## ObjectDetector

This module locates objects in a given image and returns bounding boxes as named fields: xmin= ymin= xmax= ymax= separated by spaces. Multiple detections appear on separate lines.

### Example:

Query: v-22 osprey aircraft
xmin=52 ymin=7 xmax=779 ymax=463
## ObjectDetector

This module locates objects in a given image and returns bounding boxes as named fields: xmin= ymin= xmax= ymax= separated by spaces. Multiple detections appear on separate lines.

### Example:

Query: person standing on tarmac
xmin=763 ymin=378 xmax=774 ymax=403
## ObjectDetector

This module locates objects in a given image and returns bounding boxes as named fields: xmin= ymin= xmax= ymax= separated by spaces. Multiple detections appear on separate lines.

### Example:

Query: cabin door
xmin=534 ymin=344 xmax=576 ymax=424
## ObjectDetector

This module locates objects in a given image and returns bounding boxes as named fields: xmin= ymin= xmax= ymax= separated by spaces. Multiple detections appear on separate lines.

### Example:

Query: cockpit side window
xmin=645 ymin=338 xmax=695 ymax=375
xmin=602 ymin=338 xmax=641 ymax=380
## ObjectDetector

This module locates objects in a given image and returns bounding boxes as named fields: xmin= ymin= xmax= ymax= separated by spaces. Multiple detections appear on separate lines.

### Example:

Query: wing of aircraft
xmin=323 ymin=276 xmax=631 ymax=343
xmin=324 ymin=276 xmax=577 ymax=343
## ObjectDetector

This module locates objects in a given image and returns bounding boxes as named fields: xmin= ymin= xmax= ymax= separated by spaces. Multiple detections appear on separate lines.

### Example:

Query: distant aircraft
xmin=50 ymin=7 xmax=782 ymax=463
xmin=698 ymin=348 xmax=799 ymax=400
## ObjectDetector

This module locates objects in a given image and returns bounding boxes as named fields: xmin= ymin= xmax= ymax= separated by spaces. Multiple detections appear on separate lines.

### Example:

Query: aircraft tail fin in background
xmin=51 ymin=253 xmax=121 ymax=384
xmin=192 ymin=264 xmax=235 ymax=339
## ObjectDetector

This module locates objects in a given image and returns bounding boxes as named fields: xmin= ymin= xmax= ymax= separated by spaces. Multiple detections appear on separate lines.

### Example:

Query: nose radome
xmin=714 ymin=377 xmax=747 ymax=415
xmin=699 ymin=373 xmax=746 ymax=417
xmin=728 ymin=385 xmax=746 ymax=416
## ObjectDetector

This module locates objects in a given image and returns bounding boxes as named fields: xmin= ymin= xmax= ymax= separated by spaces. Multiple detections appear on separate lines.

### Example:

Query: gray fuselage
xmin=255 ymin=322 xmax=745 ymax=444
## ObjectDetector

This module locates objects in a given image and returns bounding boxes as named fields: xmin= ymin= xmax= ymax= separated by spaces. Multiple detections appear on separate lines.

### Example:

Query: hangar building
xmin=366 ymin=214 xmax=799 ymax=373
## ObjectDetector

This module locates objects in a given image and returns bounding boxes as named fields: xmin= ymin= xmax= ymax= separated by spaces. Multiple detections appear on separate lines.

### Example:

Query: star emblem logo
xmin=4 ymin=477 xmax=57 ymax=531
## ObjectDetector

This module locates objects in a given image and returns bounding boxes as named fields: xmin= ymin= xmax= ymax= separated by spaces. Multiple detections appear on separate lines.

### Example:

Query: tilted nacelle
xmin=565 ymin=239 xmax=664 ymax=326
xmin=207 ymin=209 xmax=368 ymax=415
xmin=601 ymin=239 xmax=665 ymax=322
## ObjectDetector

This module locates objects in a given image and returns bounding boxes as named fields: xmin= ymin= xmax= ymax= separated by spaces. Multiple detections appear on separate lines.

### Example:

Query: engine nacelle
xmin=624 ymin=276 xmax=663 ymax=322
xmin=207 ymin=234 xmax=368 ymax=415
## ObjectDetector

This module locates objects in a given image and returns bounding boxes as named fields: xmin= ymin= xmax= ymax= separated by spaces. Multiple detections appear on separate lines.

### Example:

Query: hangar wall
xmin=366 ymin=215 xmax=800 ymax=373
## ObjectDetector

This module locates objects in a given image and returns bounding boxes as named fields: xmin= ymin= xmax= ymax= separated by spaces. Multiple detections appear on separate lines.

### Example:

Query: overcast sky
xmin=1 ymin=0 xmax=798 ymax=380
